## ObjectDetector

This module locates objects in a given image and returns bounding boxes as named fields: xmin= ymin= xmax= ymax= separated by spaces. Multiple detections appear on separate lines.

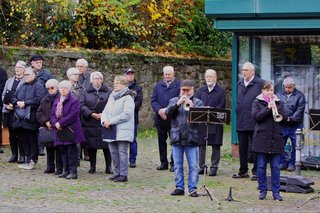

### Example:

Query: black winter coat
xmin=252 ymin=94 xmax=287 ymax=154
xmin=236 ymin=76 xmax=265 ymax=131
xmin=195 ymin=84 xmax=226 ymax=146
xmin=36 ymin=93 xmax=59 ymax=146
xmin=80 ymin=83 xmax=111 ymax=149
xmin=128 ymin=81 xmax=143 ymax=125
xmin=12 ymin=79 xmax=46 ymax=130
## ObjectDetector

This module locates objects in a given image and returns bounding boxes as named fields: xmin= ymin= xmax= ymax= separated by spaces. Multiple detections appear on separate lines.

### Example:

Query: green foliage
xmin=0 ymin=0 xmax=232 ymax=58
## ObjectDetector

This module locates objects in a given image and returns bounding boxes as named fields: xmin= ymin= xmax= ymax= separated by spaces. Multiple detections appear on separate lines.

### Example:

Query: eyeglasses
xmin=47 ymin=87 xmax=55 ymax=91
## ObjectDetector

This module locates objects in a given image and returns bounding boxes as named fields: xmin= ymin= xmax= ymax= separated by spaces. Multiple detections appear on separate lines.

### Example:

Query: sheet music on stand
xmin=189 ymin=107 xmax=231 ymax=125
xmin=308 ymin=109 xmax=320 ymax=131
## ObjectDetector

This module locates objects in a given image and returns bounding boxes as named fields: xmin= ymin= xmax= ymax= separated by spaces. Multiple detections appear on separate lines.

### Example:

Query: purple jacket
xmin=50 ymin=93 xmax=85 ymax=146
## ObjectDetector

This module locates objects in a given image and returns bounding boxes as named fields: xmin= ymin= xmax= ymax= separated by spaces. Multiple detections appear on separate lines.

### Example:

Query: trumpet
xmin=183 ymin=97 xmax=194 ymax=111
xmin=270 ymin=95 xmax=283 ymax=122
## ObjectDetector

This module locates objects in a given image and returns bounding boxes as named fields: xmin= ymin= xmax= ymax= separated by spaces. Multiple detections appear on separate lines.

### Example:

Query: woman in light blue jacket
xmin=101 ymin=75 xmax=134 ymax=182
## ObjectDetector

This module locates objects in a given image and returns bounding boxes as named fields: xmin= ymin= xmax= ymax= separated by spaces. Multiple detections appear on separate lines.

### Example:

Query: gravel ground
xmin=0 ymin=136 xmax=319 ymax=212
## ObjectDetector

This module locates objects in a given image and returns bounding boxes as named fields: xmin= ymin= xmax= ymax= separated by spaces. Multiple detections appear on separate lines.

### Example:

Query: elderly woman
xmin=36 ymin=79 xmax=62 ymax=174
xmin=80 ymin=71 xmax=112 ymax=174
xmin=67 ymin=67 xmax=82 ymax=99
xmin=2 ymin=61 xmax=26 ymax=163
xmin=12 ymin=67 xmax=46 ymax=170
xmin=101 ymin=75 xmax=135 ymax=182
xmin=50 ymin=80 xmax=85 ymax=179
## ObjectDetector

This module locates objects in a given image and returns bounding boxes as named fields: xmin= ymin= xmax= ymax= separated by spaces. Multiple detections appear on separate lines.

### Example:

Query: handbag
xmin=57 ymin=126 xmax=74 ymax=142
xmin=38 ymin=127 xmax=54 ymax=144
xmin=101 ymin=125 xmax=117 ymax=140
xmin=14 ymin=106 xmax=31 ymax=120
xmin=3 ymin=90 xmax=14 ymax=105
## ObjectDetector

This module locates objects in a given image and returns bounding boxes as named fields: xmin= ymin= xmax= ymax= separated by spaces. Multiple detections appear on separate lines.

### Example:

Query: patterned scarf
xmin=55 ymin=96 xmax=65 ymax=119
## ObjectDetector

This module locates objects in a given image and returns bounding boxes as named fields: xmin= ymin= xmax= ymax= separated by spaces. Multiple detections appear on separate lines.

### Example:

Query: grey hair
xmin=16 ymin=60 xmax=26 ymax=68
xmin=75 ymin=58 xmax=89 ymax=67
xmin=45 ymin=79 xmax=59 ymax=88
xmin=90 ymin=71 xmax=104 ymax=83
xmin=66 ymin=67 xmax=79 ymax=78
xmin=114 ymin=75 xmax=127 ymax=85
xmin=205 ymin=69 xmax=217 ymax=76
xmin=242 ymin=62 xmax=255 ymax=71
xmin=283 ymin=77 xmax=296 ymax=86
xmin=59 ymin=80 xmax=72 ymax=90
xmin=24 ymin=67 xmax=35 ymax=75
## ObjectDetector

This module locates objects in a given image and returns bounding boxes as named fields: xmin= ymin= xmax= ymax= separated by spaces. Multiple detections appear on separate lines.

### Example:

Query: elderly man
xmin=30 ymin=54 xmax=53 ymax=156
xmin=151 ymin=66 xmax=180 ymax=171
xmin=195 ymin=69 xmax=226 ymax=176
xmin=233 ymin=62 xmax=264 ymax=180
xmin=166 ymin=80 xmax=204 ymax=197
xmin=30 ymin=55 xmax=53 ymax=87
xmin=76 ymin=58 xmax=92 ymax=90
xmin=124 ymin=67 xmax=143 ymax=168
xmin=277 ymin=77 xmax=306 ymax=172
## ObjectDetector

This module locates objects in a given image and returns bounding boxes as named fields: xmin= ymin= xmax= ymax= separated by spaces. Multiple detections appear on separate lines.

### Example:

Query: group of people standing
xmin=0 ymin=58 xmax=307 ymax=200
xmin=1 ymin=55 xmax=143 ymax=182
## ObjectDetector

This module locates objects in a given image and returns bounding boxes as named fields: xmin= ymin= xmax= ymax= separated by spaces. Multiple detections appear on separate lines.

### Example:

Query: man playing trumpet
xmin=166 ymin=80 xmax=204 ymax=197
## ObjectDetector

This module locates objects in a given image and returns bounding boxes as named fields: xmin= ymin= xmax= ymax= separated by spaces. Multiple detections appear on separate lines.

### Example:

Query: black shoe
xmin=0 ymin=147 xmax=3 ymax=153
xmin=259 ymin=191 xmax=267 ymax=200
xmin=88 ymin=167 xmax=96 ymax=174
xmin=39 ymin=147 xmax=45 ymax=156
xmin=113 ymin=175 xmax=128 ymax=182
xmin=251 ymin=175 xmax=258 ymax=181
xmin=44 ymin=168 xmax=55 ymax=174
xmin=8 ymin=155 xmax=18 ymax=163
xmin=105 ymin=167 xmax=113 ymax=174
xmin=273 ymin=193 xmax=283 ymax=201
xmin=66 ymin=173 xmax=78 ymax=179
xmin=232 ymin=172 xmax=249 ymax=179
xmin=209 ymin=170 xmax=217 ymax=176
xmin=58 ymin=172 xmax=69 ymax=178
xmin=55 ymin=170 xmax=63 ymax=175
xmin=198 ymin=168 xmax=206 ymax=175
xmin=171 ymin=189 xmax=185 ymax=196
xmin=129 ymin=162 xmax=136 ymax=168
xmin=189 ymin=191 xmax=199 ymax=197
xmin=156 ymin=164 xmax=168 ymax=170
xmin=108 ymin=174 xmax=120 ymax=181
xmin=170 ymin=166 xmax=174 ymax=172
xmin=17 ymin=156 xmax=26 ymax=164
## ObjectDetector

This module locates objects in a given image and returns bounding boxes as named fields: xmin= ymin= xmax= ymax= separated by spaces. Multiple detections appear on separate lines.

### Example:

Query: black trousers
xmin=9 ymin=127 xmax=24 ymax=157
xmin=46 ymin=146 xmax=63 ymax=172
xmin=156 ymin=126 xmax=173 ymax=165
xmin=238 ymin=131 xmax=257 ymax=175
xmin=59 ymin=144 xmax=78 ymax=174
xmin=199 ymin=144 xmax=221 ymax=172
xmin=88 ymin=148 xmax=112 ymax=168
xmin=17 ymin=128 xmax=38 ymax=163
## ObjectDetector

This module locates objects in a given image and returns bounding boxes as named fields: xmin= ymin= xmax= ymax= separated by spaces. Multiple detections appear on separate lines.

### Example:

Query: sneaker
xmin=113 ymin=175 xmax=128 ymax=182
xmin=169 ymin=166 xmax=174 ymax=172
xmin=129 ymin=162 xmax=136 ymax=168
xmin=18 ymin=163 xmax=28 ymax=169
xmin=171 ymin=188 xmax=185 ymax=196
xmin=251 ymin=175 xmax=258 ymax=181
xmin=232 ymin=172 xmax=249 ymax=179
xmin=287 ymin=166 xmax=295 ymax=172
xmin=22 ymin=160 xmax=36 ymax=170
xmin=259 ymin=191 xmax=267 ymax=200
xmin=108 ymin=174 xmax=120 ymax=181
xmin=273 ymin=193 xmax=283 ymax=201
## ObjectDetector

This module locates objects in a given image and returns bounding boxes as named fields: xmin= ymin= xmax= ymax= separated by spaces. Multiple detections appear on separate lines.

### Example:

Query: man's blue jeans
xmin=172 ymin=144 xmax=199 ymax=193
xmin=280 ymin=125 xmax=301 ymax=168
xmin=129 ymin=124 xmax=138 ymax=163
xmin=257 ymin=153 xmax=281 ymax=194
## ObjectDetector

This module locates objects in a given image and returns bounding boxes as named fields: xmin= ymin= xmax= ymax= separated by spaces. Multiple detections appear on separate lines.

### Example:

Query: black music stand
xmin=189 ymin=107 xmax=230 ymax=204
xmin=308 ymin=109 xmax=320 ymax=131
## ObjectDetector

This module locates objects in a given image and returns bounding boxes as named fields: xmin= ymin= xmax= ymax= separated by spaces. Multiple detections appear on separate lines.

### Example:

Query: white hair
xmin=66 ymin=67 xmax=80 ymax=78
xmin=16 ymin=60 xmax=26 ymax=68
xmin=45 ymin=79 xmax=59 ymax=88
xmin=59 ymin=80 xmax=72 ymax=90
xmin=75 ymin=58 xmax=89 ymax=67
xmin=283 ymin=77 xmax=296 ymax=86
xmin=163 ymin=65 xmax=174 ymax=73
xmin=205 ymin=69 xmax=217 ymax=76
xmin=242 ymin=62 xmax=255 ymax=71
xmin=90 ymin=71 xmax=104 ymax=83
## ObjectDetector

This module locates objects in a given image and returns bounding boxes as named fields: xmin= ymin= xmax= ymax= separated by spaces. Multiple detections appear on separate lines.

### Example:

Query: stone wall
xmin=0 ymin=46 xmax=232 ymax=127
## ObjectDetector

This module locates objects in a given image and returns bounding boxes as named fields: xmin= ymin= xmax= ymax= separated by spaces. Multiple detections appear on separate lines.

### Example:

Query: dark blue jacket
xmin=151 ymin=78 xmax=180 ymax=127
xmin=12 ymin=79 xmax=46 ymax=130
xmin=252 ymin=94 xmax=287 ymax=154
xmin=166 ymin=96 xmax=204 ymax=146
xmin=195 ymin=84 xmax=226 ymax=146
xmin=277 ymin=88 xmax=306 ymax=127
xmin=35 ymin=68 xmax=53 ymax=87
xmin=236 ymin=76 xmax=265 ymax=131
